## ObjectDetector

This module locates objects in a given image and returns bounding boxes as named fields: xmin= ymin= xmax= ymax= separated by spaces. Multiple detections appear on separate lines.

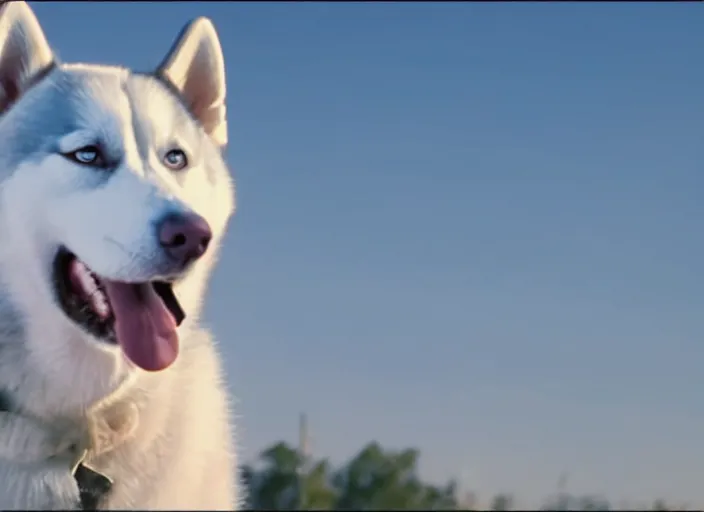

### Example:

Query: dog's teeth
xmin=92 ymin=290 xmax=111 ymax=319
xmin=72 ymin=260 xmax=98 ymax=295
xmin=70 ymin=260 xmax=111 ymax=319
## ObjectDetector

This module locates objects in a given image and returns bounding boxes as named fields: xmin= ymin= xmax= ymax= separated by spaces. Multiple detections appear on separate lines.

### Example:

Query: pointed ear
xmin=158 ymin=17 xmax=227 ymax=147
xmin=0 ymin=1 xmax=54 ymax=112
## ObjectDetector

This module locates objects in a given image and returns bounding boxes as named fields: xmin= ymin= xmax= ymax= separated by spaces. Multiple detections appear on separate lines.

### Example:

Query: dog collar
xmin=0 ymin=394 xmax=113 ymax=510
xmin=76 ymin=401 xmax=139 ymax=509
xmin=74 ymin=462 xmax=113 ymax=510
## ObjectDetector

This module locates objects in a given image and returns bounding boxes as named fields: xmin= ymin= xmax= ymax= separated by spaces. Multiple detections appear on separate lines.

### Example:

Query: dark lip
xmin=53 ymin=247 xmax=116 ymax=342
xmin=151 ymin=281 xmax=185 ymax=325
xmin=52 ymin=247 xmax=185 ymax=343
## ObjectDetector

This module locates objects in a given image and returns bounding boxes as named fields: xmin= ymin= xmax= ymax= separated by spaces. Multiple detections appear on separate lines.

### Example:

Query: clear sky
xmin=30 ymin=1 xmax=704 ymax=507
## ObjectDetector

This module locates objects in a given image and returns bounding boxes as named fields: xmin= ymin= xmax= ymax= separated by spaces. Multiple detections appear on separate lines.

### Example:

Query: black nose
xmin=157 ymin=212 xmax=212 ymax=266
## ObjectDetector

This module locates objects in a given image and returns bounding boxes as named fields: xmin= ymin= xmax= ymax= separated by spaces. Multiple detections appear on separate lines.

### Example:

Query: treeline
xmin=239 ymin=441 xmax=688 ymax=510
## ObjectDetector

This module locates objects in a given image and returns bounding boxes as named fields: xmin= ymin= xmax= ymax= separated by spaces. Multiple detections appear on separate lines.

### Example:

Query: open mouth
xmin=52 ymin=247 xmax=186 ymax=372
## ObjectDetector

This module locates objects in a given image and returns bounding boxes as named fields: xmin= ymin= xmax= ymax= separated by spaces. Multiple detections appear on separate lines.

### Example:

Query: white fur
xmin=0 ymin=2 xmax=239 ymax=509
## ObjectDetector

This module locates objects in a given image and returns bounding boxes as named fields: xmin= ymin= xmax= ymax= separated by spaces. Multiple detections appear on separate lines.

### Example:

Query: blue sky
xmin=31 ymin=1 xmax=704 ymax=507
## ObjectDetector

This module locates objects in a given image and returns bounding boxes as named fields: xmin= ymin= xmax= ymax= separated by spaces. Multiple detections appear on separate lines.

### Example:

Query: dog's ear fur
xmin=0 ymin=1 xmax=54 ymax=112
xmin=158 ymin=18 xmax=227 ymax=148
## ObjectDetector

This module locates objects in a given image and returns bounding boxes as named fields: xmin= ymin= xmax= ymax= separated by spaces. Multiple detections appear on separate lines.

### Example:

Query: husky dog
xmin=0 ymin=1 xmax=237 ymax=509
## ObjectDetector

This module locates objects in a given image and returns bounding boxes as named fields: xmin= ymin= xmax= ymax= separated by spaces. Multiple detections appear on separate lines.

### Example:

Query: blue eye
xmin=64 ymin=146 xmax=105 ymax=167
xmin=164 ymin=149 xmax=188 ymax=171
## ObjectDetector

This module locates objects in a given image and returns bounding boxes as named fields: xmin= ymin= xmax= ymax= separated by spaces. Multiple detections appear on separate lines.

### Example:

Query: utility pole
xmin=297 ymin=413 xmax=310 ymax=511
xmin=556 ymin=471 xmax=570 ymax=510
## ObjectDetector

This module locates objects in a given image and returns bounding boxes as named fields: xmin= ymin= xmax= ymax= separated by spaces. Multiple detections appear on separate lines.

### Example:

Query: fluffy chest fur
xmin=88 ymin=330 xmax=237 ymax=510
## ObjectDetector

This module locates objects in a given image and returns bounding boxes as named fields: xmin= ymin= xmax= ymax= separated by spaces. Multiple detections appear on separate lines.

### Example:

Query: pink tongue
xmin=101 ymin=281 xmax=179 ymax=372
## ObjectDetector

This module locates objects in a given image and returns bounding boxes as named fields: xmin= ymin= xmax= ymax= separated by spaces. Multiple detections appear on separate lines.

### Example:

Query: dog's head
xmin=0 ymin=2 xmax=235 ymax=408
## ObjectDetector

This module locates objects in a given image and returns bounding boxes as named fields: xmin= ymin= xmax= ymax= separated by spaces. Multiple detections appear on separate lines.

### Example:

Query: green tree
xmin=490 ymin=493 xmax=513 ymax=511
xmin=301 ymin=459 xmax=337 ymax=510
xmin=333 ymin=442 xmax=456 ymax=510
xmin=241 ymin=441 xmax=337 ymax=510
xmin=241 ymin=440 xmax=458 ymax=510
xmin=242 ymin=442 xmax=299 ymax=509
xmin=577 ymin=495 xmax=611 ymax=511
xmin=541 ymin=493 xmax=611 ymax=511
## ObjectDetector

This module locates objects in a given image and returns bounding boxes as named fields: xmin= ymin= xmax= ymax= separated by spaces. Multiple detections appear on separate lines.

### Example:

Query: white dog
xmin=0 ymin=1 xmax=238 ymax=508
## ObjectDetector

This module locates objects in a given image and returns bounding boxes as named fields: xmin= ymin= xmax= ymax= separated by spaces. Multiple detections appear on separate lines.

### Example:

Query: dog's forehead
xmin=0 ymin=64 xmax=200 ymax=173
xmin=123 ymin=73 xmax=204 ymax=160
xmin=55 ymin=65 xmax=201 ymax=151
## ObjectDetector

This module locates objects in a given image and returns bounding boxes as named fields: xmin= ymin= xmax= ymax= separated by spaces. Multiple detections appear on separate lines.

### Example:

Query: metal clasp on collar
xmin=71 ymin=450 xmax=113 ymax=510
